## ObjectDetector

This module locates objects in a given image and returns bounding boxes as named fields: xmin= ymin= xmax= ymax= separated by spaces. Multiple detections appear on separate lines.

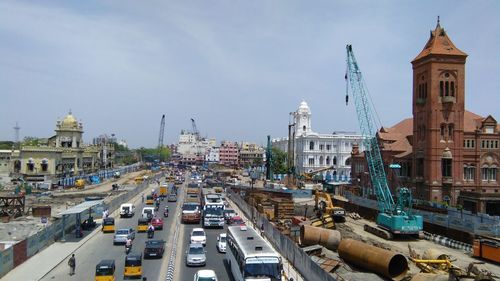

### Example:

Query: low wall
xmin=0 ymin=164 xmax=152 ymax=278
xmin=229 ymin=189 xmax=336 ymax=281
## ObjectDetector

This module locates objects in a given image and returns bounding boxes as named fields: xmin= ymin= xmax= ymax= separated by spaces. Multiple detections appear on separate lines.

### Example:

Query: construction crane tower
xmin=157 ymin=114 xmax=165 ymax=162
xmin=190 ymin=118 xmax=200 ymax=141
xmin=345 ymin=44 xmax=422 ymax=239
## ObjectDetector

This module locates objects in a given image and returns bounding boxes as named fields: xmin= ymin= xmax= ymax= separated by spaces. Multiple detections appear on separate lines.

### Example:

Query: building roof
xmin=413 ymin=19 xmax=467 ymax=63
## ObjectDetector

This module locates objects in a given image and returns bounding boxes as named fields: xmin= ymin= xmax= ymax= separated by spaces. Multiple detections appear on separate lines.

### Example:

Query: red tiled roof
xmin=413 ymin=22 xmax=467 ymax=62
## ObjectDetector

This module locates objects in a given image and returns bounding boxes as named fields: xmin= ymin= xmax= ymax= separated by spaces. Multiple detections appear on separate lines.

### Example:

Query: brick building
xmin=219 ymin=141 xmax=239 ymax=166
xmin=351 ymin=21 xmax=499 ymax=215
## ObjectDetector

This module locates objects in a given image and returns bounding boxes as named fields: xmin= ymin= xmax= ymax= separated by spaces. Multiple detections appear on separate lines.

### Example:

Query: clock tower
xmin=295 ymin=101 xmax=312 ymax=136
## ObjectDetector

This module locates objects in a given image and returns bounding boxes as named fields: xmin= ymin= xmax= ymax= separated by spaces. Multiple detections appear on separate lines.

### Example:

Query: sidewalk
xmin=3 ymin=226 xmax=100 ymax=281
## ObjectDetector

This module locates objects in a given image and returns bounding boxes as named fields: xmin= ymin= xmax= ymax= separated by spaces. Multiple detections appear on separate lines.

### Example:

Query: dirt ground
xmin=0 ymin=170 xmax=147 ymax=242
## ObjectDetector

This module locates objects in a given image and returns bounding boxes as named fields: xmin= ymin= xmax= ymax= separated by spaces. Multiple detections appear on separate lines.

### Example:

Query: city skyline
xmin=1 ymin=1 xmax=498 ymax=148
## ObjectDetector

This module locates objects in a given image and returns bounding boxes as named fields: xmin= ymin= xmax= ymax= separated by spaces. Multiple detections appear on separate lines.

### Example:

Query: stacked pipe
xmin=423 ymin=231 xmax=472 ymax=252
xmin=300 ymin=225 xmax=341 ymax=251
xmin=338 ymin=239 xmax=408 ymax=280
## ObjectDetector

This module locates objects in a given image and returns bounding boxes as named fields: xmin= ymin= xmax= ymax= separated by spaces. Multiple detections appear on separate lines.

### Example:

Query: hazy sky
xmin=1 ymin=1 xmax=498 ymax=148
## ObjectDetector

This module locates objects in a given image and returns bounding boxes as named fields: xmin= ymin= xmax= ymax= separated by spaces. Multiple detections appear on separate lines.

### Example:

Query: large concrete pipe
xmin=300 ymin=225 xmax=341 ymax=251
xmin=422 ymin=248 xmax=449 ymax=260
xmin=410 ymin=273 xmax=449 ymax=281
xmin=338 ymin=239 xmax=408 ymax=280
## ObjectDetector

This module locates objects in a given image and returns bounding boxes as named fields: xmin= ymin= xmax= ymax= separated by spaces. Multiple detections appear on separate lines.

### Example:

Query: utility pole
xmin=13 ymin=122 xmax=20 ymax=149
xmin=287 ymin=113 xmax=296 ymax=187
xmin=265 ymin=135 xmax=273 ymax=181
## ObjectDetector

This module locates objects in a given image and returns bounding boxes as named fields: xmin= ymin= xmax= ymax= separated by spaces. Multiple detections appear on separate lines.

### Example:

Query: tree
xmin=270 ymin=147 xmax=287 ymax=174
xmin=138 ymin=146 xmax=171 ymax=162
xmin=0 ymin=141 xmax=14 ymax=149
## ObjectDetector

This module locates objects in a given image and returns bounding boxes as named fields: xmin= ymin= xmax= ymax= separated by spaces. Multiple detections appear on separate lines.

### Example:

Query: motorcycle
xmin=147 ymin=229 xmax=154 ymax=239
xmin=163 ymin=207 xmax=169 ymax=218
xmin=125 ymin=244 xmax=132 ymax=254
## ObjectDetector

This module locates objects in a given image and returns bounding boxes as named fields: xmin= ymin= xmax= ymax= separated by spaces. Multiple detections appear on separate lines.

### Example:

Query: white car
xmin=216 ymin=233 xmax=226 ymax=253
xmin=190 ymin=228 xmax=207 ymax=246
xmin=194 ymin=269 xmax=218 ymax=281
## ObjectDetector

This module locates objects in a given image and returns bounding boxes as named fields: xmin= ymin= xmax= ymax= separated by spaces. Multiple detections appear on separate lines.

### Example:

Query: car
xmin=141 ymin=207 xmax=155 ymax=221
xmin=168 ymin=193 xmax=177 ymax=202
xmin=190 ymin=228 xmax=207 ymax=246
xmin=194 ymin=269 xmax=218 ymax=281
xmin=185 ymin=243 xmax=206 ymax=266
xmin=223 ymin=209 xmax=236 ymax=223
xmin=216 ymin=233 xmax=226 ymax=253
xmin=144 ymin=240 xmax=165 ymax=259
xmin=120 ymin=203 xmax=135 ymax=218
xmin=228 ymin=216 xmax=245 ymax=226
xmin=113 ymin=228 xmax=135 ymax=245
xmin=151 ymin=217 xmax=164 ymax=230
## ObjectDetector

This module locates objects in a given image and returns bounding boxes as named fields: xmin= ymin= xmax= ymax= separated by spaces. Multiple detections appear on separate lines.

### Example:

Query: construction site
xmin=0 ymin=168 xmax=148 ymax=244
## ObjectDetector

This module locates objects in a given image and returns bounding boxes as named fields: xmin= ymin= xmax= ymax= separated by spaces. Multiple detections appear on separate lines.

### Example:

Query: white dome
xmin=298 ymin=100 xmax=311 ymax=114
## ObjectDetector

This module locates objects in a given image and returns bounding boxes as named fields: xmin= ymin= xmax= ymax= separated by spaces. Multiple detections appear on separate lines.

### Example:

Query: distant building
xmin=239 ymin=142 xmax=265 ymax=168
xmin=273 ymin=101 xmax=363 ymax=182
xmin=9 ymin=112 xmax=113 ymax=182
xmin=219 ymin=141 xmax=239 ymax=166
xmin=0 ymin=150 xmax=12 ymax=175
xmin=92 ymin=134 xmax=117 ymax=146
xmin=351 ymin=21 xmax=499 ymax=215
xmin=177 ymin=130 xmax=216 ymax=158
xmin=205 ymin=146 xmax=220 ymax=163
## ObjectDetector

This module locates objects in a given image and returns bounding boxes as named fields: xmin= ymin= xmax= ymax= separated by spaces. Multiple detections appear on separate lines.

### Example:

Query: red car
xmin=229 ymin=216 xmax=245 ymax=226
xmin=151 ymin=217 xmax=164 ymax=230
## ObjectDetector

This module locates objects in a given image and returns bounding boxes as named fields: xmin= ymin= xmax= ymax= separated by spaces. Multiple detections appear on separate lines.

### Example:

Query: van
xmin=120 ymin=203 xmax=135 ymax=218
xmin=141 ymin=207 xmax=155 ymax=220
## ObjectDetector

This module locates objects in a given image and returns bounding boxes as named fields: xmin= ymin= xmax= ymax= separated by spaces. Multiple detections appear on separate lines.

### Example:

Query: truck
xmin=181 ymin=202 xmax=201 ymax=224
xmin=159 ymin=184 xmax=168 ymax=199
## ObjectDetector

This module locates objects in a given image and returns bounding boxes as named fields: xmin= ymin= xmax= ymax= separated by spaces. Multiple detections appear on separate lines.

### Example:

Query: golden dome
xmin=61 ymin=111 xmax=78 ymax=128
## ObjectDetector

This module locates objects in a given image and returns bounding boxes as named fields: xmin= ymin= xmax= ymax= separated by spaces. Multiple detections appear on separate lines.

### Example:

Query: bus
xmin=226 ymin=226 xmax=283 ymax=281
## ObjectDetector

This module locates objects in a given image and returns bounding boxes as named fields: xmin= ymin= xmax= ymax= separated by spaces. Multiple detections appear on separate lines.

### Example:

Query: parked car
xmin=216 ymin=233 xmax=226 ymax=253
xmin=144 ymin=240 xmax=165 ymax=259
xmin=167 ymin=193 xmax=177 ymax=202
xmin=190 ymin=228 xmax=207 ymax=246
xmin=185 ymin=243 xmax=206 ymax=266
xmin=113 ymin=228 xmax=135 ymax=245
xmin=194 ymin=269 xmax=218 ymax=281
xmin=151 ymin=217 xmax=164 ymax=230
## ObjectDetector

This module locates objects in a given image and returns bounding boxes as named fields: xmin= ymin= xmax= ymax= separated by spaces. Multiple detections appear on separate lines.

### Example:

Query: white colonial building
xmin=273 ymin=101 xmax=363 ymax=182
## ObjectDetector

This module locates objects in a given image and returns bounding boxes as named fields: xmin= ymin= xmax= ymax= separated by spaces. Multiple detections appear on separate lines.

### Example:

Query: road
xmin=41 ymin=181 xmax=179 ymax=281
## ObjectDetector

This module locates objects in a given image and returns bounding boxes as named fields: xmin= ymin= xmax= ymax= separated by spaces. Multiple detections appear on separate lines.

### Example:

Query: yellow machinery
xmin=102 ymin=217 xmax=115 ymax=233
xmin=95 ymin=260 xmax=115 ymax=281
xmin=137 ymin=218 xmax=149 ymax=232
xmin=314 ymin=191 xmax=346 ymax=220
xmin=134 ymin=176 xmax=144 ymax=184
xmin=124 ymin=254 xmax=142 ymax=279
xmin=75 ymin=179 xmax=86 ymax=189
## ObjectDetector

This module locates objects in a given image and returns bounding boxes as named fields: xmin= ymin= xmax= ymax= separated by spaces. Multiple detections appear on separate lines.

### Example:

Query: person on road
xmin=141 ymin=194 xmax=144 ymax=203
xmin=147 ymin=223 xmax=155 ymax=232
xmin=68 ymin=254 xmax=75 ymax=276
xmin=125 ymin=237 xmax=132 ymax=253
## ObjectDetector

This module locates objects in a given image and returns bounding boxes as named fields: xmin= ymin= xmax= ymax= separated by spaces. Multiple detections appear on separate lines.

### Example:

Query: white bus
xmin=226 ymin=225 xmax=283 ymax=281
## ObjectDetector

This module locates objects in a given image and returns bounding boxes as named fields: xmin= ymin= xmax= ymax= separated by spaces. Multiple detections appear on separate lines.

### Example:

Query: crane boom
xmin=157 ymin=114 xmax=166 ymax=162
xmin=345 ymin=44 xmax=422 ymax=238
xmin=191 ymin=118 xmax=200 ymax=141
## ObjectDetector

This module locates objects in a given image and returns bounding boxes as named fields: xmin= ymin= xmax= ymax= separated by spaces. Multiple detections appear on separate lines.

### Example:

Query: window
xmin=417 ymin=158 xmax=424 ymax=177
xmin=448 ymin=124 xmax=454 ymax=140
xmin=439 ymin=81 xmax=444 ymax=97
xmin=464 ymin=139 xmax=475 ymax=148
xmin=333 ymin=156 xmax=337 ymax=166
xmin=445 ymin=81 xmax=449 ymax=96
xmin=309 ymin=141 xmax=314 ymax=150
xmin=463 ymin=165 xmax=475 ymax=181
xmin=319 ymin=156 xmax=324 ymax=165
xmin=481 ymin=167 xmax=497 ymax=182
xmin=442 ymin=158 xmax=452 ymax=177
xmin=450 ymin=81 xmax=455 ymax=97
xmin=440 ymin=124 xmax=446 ymax=138
xmin=319 ymin=144 xmax=324 ymax=151
xmin=326 ymin=156 xmax=330 ymax=165
xmin=484 ymin=126 xmax=494 ymax=134
xmin=326 ymin=145 xmax=331 ymax=151
xmin=303 ymin=125 xmax=306 ymax=132
xmin=308 ymin=158 xmax=315 ymax=165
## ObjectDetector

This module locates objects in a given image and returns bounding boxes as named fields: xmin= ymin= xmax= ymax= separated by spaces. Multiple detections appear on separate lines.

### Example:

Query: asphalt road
xmin=41 ymin=182 xmax=179 ymax=281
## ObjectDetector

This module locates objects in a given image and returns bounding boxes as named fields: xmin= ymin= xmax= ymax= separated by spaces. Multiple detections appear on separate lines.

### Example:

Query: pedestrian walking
xmin=141 ymin=194 xmax=144 ymax=203
xmin=68 ymin=254 xmax=76 ymax=276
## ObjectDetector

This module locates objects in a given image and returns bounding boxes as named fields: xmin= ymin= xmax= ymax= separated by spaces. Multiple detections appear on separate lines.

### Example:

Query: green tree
xmin=138 ymin=146 xmax=171 ymax=162
xmin=0 ymin=141 xmax=14 ymax=149
xmin=271 ymin=147 xmax=287 ymax=174
xmin=113 ymin=143 xmax=129 ymax=152
xmin=22 ymin=137 xmax=42 ymax=146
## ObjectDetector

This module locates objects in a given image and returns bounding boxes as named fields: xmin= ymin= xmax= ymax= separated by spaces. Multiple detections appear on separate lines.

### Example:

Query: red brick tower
xmin=411 ymin=18 xmax=468 ymax=203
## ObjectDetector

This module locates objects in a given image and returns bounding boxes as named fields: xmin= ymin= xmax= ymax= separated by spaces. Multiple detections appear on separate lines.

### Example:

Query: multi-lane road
xmin=41 ymin=178 xmax=234 ymax=281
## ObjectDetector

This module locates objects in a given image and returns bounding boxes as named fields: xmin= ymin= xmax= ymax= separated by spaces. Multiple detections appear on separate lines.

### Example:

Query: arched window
xmin=309 ymin=141 xmax=314 ymax=150
xmin=450 ymin=81 xmax=455 ymax=97
xmin=333 ymin=156 xmax=337 ymax=165
xmin=345 ymin=157 xmax=352 ymax=166
xmin=303 ymin=125 xmax=306 ymax=132
xmin=319 ymin=156 xmax=324 ymax=165
xmin=326 ymin=156 xmax=330 ymax=165
xmin=439 ymin=81 xmax=444 ymax=97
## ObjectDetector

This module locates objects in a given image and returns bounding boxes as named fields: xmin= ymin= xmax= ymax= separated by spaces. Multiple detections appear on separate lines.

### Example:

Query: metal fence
xmin=228 ymin=189 xmax=337 ymax=281
xmin=345 ymin=192 xmax=500 ymax=237
xmin=58 ymin=163 xmax=142 ymax=187
xmin=0 ymin=164 xmax=157 ymax=278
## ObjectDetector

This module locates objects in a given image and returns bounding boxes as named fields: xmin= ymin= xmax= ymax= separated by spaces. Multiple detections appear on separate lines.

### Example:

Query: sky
xmin=1 ymin=1 xmax=499 ymax=148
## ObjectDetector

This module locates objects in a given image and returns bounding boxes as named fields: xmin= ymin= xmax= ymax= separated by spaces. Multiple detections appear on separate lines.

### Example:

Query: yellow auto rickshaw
xmin=102 ymin=217 xmax=115 ymax=233
xmin=137 ymin=218 xmax=149 ymax=232
xmin=145 ymin=195 xmax=154 ymax=205
xmin=124 ymin=253 xmax=142 ymax=278
xmin=95 ymin=259 xmax=115 ymax=281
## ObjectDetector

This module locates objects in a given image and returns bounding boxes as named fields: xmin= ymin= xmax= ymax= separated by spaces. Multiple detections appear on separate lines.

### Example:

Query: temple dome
xmin=61 ymin=111 xmax=79 ymax=129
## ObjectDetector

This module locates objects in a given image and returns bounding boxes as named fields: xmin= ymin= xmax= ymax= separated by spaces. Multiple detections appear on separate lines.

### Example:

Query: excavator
xmin=314 ymin=191 xmax=346 ymax=221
